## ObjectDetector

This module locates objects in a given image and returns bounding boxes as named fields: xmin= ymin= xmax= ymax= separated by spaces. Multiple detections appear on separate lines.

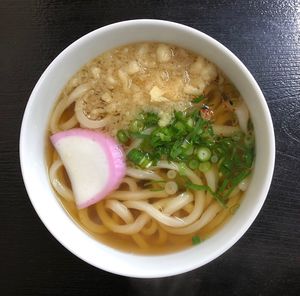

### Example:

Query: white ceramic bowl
xmin=20 ymin=19 xmax=275 ymax=278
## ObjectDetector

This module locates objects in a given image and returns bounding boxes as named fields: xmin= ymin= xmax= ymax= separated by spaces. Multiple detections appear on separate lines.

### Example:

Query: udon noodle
xmin=47 ymin=42 xmax=254 ymax=254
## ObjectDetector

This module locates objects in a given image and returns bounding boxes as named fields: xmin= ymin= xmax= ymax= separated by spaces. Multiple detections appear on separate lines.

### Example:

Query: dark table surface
xmin=1 ymin=0 xmax=300 ymax=295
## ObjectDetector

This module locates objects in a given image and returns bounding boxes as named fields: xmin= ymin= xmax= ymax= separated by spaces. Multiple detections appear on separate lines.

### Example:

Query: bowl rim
xmin=20 ymin=19 xmax=275 ymax=278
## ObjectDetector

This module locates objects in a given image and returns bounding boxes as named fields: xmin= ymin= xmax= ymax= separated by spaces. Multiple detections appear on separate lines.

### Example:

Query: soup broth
xmin=47 ymin=42 xmax=254 ymax=254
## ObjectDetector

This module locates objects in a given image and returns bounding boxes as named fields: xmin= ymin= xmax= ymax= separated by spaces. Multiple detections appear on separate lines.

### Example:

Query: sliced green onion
xmin=196 ymin=128 xmax=204 ymax=136
xmin=223 ymin=170 xmax=251 ymax=199
xmin=232 ymin=170 xmax=251 ymax=187
xmin=127 ymin=149 xmax=145 ymax=164
xmin=192 ymin=235 xmax=202 ymax=245
xmin=165 ymin=181 xmax=178 ymax=195
xmin=181 ymin=139 xmax=191 ymax=149
xmin=196 ymin=147 xmax=212 ymax=161
xmin=116 ymin=130 xmax=129 ymax=144
xmin=241 ymin=148 xmax=253 ymax=168
xmin=178 ymin=162 xmax=188 ymax=176
xmin=188 ymin=159 xmax=200 ymax=170
xmin=143 ymin=112 xmax=159 ymax=127
xmin=174 ymin=111 xmax=185 ymax=120
xmin=211 ymin=154 xmax=218 ymax=163
xmin=129 ymin=120 xmax=144 ymax=133
xmin=218 ymin=178 xmax=229 ymax=194
xmin=181 ymin=141 xmax=194 ymax=156
xmin=185 ymin=146 xmax=194 ymax=156
xmin=127 ymin=149 xmax=152 ymax=168
xmin=167 ymin=170 xmax=177 ymax=179
xmin=170 ymin=144 xmax=183 ymax=159
xmin=187 ymin=118 xmax=194 ymax=127
xmin=154 ymin=127 xmax=173 ymax=142
xmin=139 ymin=157 xmax=153 ymax=168
xmin=174 ymin=121 xmax=185 ymax=132
xmin=199 ymin=161 xmax=212 ymax=172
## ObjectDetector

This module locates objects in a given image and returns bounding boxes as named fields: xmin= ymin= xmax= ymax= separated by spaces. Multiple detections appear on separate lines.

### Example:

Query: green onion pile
xmin=117 ymin=100 xmax=255 ymax=205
